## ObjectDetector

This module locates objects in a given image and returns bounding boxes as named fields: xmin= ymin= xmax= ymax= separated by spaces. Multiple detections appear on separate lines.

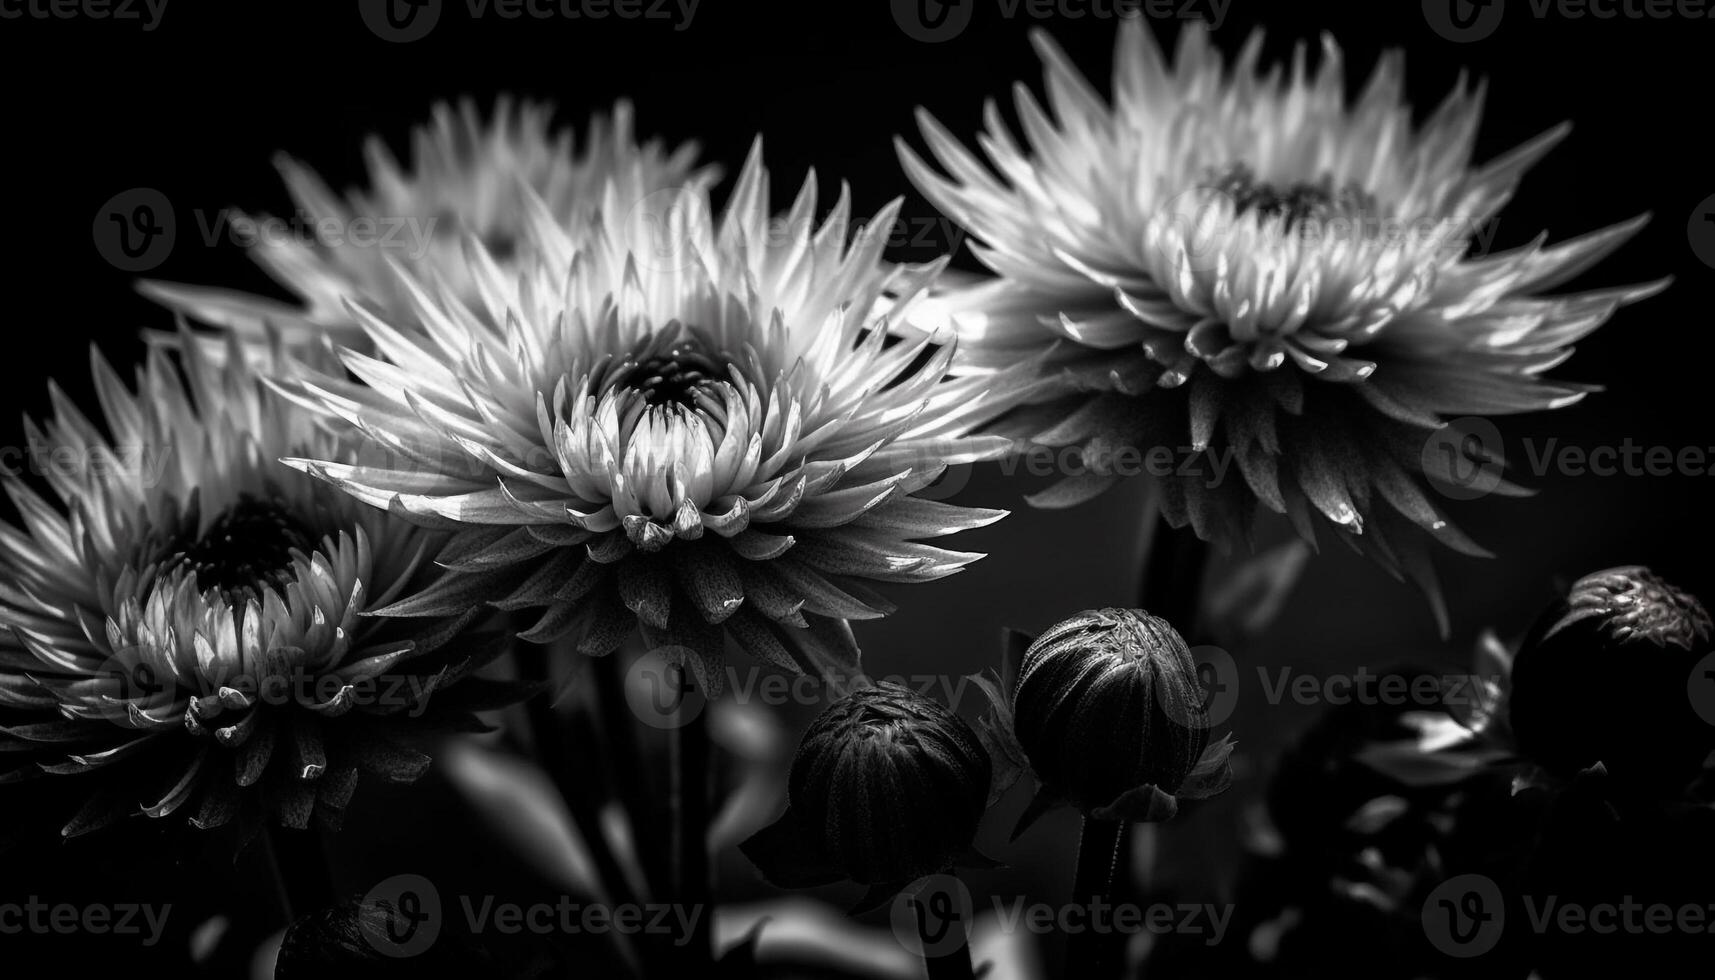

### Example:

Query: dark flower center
xmin=624 ymin=340 xmax=731 ymax=408
xmin=1207 ymin=164 xmax=1374 ymax=230
xmin=169 ymin=496 xmax=318 ymax=599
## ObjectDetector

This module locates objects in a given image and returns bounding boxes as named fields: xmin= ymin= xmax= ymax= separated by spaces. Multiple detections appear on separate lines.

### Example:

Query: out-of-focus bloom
xmin=142 ymin=98 xmax=711 ymax=353
xmin=279 ymin=144 xmax=1024 ymax=685
xmin=898 ymin=22 xmax=1664 ymax=625
xmin=1509 ymin=566 xmax=1713 ymax=791
xmin=0 ymin=339 xmax=508 ymax=836
xmin=741 ymin=683 xmax=992 ymax=908
xmin=1362 ymin=566 xmax=1714 ymax=799
xmin=976 ymin=609 xmax=1232 ymax=834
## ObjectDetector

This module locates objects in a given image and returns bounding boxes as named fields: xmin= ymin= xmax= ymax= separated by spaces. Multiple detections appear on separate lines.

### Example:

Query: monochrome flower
xmin=0 ymin=339 xmax=507 ymax=836
xmin=898 ymin=22 xmax=1663 ymax=624
xmin=279 ymin=144 xmax=1023 ymax=688
xmin=142 ymin=98 xmax=711 ymax=352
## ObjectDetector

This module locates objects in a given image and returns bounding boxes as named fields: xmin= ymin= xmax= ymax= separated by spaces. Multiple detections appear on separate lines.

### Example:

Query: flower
xmin=0 ymin=338 xmax=509 ymax=837
xmin=142 ymin=97 xmax=712 ymax=353
xmin=897 ymin=21 xmax=1664 ymax=626
xmin=975 ymin=608 xmax=1232 ymax=834
xmin=278 ymin=143 xmax=1023 ymax=686
xmin=1508 ymin=566 xmax=1714 ymax=791
xmin=740 ymin=683 xmax=992 ymax=907
xmin=1360 ymin=566 xmax=1715 ymax=799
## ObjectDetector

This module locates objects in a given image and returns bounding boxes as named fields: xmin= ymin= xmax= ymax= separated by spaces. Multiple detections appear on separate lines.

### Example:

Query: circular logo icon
xmin=1423 ymin=0 xmax=1505 ymax=43
xmin=1184 ymin=645 xmax=1239 ymax=728
xmin=1422 ymin=417 xmax=1504 ymax=501
xmin=1686 ymin=193 xmax=1715 ymax=270
xmin=619 ymin=185 xmax=716 ymax=278
xmin=890 ymin=874 xmax=974 ymax=958
xmin=90 ymin=648 xmax=178 ymax=725
xmin=358 ymin=874 xmax=442 ymax=958
xmin=1687 ymin=651 xmax=1715 ymax=727
xmin=1148 ymin=186 xmax=1234 ymax=277
xmin=891 ymin=0 xmax=972 ymax=43
xmin=358 ymin=0 xmax=442 ymax=43
xmin=626 ymin=646 xmax=708 ymax=730
xmin=92 ymin=188 xmax=175 ymax=272
xmin=1422 ymin=873 xmax=1505 ymax=958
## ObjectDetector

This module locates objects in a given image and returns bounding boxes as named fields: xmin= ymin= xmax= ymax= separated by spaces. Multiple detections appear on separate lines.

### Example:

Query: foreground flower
xmin=898 ymin=22 xmax=1664 ymax=624
xmin=741 ymin=683 xmax=993 ymax=909
xmin=142 ymin=97 xmax=711 ymax=352
xmin=0 ymin=339 xmax=510 ymax=836
xmin=976 ymin=609 xmax=1232 ymax=834
xmin=280 ymin=144 xmax=1023 ymax=686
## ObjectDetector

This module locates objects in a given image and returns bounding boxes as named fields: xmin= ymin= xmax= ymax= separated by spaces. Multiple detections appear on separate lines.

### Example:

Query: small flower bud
xmin=742 ymin=683 xmax=992 ymax=903
xmin=1508 ymin=566 xmax=1714 ymax=791
xmin=1012 ymin=608 xmax=1226 ymax=821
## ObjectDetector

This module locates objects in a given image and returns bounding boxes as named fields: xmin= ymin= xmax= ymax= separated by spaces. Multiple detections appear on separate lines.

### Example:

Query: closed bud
xmin=1011 ymin=608 xmax=1228 ymax=824
xmin=741 ymin=683 xmax=993 ymax=907
xmin=1508 ymin=566 xmax=1714 ymax=792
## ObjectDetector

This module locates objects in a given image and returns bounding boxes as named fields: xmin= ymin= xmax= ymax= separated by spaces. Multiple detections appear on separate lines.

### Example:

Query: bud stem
xmin=1067 ymin=816 xmax=1127 ymax=976
xmin=921 ymin=870 xmax=978 ymax=980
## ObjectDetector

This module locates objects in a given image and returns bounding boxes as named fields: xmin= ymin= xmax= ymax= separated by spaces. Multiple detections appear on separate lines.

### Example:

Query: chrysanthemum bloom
xmin=975 ymin=609 xmax=1232 ymax=834
xmin=741 ymin=683 xmax=992 ymax=908
xmin=280 ymin=144 xmax=1021 ymax=688
xmin=142 ymin=98 xmax=711 ymax=352
xmin=898 ymin=22 xmax=1664 ymax=622
xmin=0 ymin=339 xmax=509 ymax=836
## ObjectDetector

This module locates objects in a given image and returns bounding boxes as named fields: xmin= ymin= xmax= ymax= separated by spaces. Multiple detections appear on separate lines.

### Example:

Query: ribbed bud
xmin=1013 ymin=609 xmax=1211 ymax=813
xmin=742 ymin=683 xmax=992 ymax=900
xmin=1508 ymin=566 xmax=1714 ymax=791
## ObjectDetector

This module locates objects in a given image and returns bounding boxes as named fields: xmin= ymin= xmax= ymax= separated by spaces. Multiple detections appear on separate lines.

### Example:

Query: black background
xmin=1 ymin=0 xmax=1710 ymax=971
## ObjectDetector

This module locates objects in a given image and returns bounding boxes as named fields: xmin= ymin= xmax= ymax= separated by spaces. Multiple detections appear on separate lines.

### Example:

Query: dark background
xmin=1 ymin=0 xmax=1710 ymax=971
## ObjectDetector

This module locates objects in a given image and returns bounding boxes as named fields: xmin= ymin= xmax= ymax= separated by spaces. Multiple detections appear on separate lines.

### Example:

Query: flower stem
xmin=519 ymin=652 xmax=642 ymax=915
xmin=263 ymin=825 xmax=335 ymax=926
xmin=1067 ymin=816 xmax=1126 ymax=977
xmin=667 ymin=680 xmax=713 ymax=970
xmin=917 ymin=871 xmax=978 ymax=980
xmin=592 ymin=651 xmax=669 ymax=898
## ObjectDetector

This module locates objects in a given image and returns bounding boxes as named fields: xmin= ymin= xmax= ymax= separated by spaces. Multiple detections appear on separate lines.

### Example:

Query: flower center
xmin=1206 ymin=164 xmax=1374 ymax=230
xmin=623 ymin=340 xmax=731 ymax=409
xmin=170 ymin=495 xmax=317 ymax=599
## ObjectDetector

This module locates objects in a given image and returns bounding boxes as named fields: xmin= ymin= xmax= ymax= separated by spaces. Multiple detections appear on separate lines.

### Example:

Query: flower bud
xmin=1013 ymin=608 xmax=1222 ymax=819
xmin=742 ymin=683 xmax=992 ymax=902
xmin=1508 ymin=566 xmax=1714 ymax=791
